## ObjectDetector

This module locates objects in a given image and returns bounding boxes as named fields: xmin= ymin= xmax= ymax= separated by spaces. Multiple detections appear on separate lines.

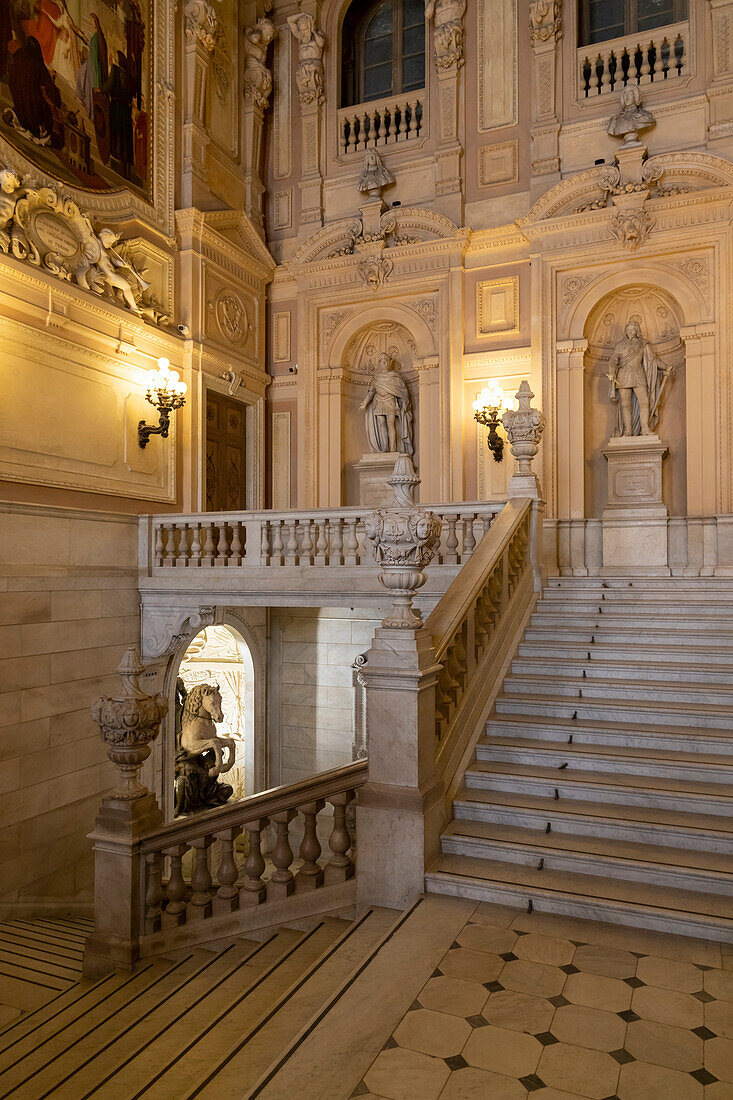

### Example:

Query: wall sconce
xmin=138 ymin=358 xmax=187 ymax=449
xmin=473 ymin=381 xmax=509 ymax=463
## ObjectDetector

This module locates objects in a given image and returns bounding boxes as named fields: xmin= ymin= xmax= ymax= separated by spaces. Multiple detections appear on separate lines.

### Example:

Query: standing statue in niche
xmin=606 ymin=321 xmax=674 ymax=437
xmin=359 ymin=352 xmax=414 ymax=455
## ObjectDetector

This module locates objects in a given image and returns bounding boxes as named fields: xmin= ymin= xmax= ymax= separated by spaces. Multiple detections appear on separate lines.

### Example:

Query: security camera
xmin=177 ymin=323 xmax=191 ymax=337
xmin=288 ymin=365 xmax=298 ymax=374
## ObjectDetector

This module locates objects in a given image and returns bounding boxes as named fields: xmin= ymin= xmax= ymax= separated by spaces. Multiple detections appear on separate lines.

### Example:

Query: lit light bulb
xmin=473 ymin=380 xmax=506 ymax=413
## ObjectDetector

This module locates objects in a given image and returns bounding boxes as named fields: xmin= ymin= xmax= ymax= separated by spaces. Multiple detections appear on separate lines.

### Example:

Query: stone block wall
xmin=268 ymin=607 xmax=385 ymax=788
xmin=0 ymin=504 xmax=139 ymax=916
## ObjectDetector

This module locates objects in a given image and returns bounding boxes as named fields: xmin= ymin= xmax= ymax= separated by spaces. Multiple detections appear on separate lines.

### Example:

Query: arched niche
xmin=583 ymin=285 xmax=686 ymax=518
xmin=157 ymin=611 xmax=266 ymax=820
xmin=340 ymin=320 xmax=421 ymax=505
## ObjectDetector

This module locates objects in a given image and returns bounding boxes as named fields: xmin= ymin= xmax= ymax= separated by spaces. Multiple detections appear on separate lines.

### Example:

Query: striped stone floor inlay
xmin=0 ymin=918 xmax=92 ymax=1025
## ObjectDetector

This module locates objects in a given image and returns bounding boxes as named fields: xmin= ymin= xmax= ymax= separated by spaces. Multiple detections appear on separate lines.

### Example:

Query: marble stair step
xmin=511 ymin=655 xmax=733 ymax=685
xmin=464 ymin=758 xmax=733 ymax=815
xmin=517 ymin=640 xmax=733 ymax=666
xmin=530 ymin=611 xmax=733 ymax=631
xmin=523 ymin=625 xmax=733 ymax=647
xmin=184 ymin=907 xmax=398 ymax=1099
xmin=476 ymin=735 xmax=733 ymax=783
xmin=545 ymin=578 xmax=733 ymax=593
xmin=503 ymin=673 xmax=733 ymax=707
xmin=495 ymin=691 xmax=733 ymax=729
xmin=51 ymin=921 xmax=346 ymax=1100
xmin=440 ymin=819 xmax=733 ymax=894
xmin=453 ymin=786 xmax=733 ymax=852
xmin=486 ymin=714 xmax=733 ymax=755
xmin=424 ymin=854 xmax=733 ymax=939
xmin=539 ymin=593 xmax=733 ymax=611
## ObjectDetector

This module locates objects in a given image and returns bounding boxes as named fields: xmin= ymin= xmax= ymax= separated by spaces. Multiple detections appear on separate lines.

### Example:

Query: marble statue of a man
xmin=606 ymin=321 xmax=673 ymax=437
xmin=359 ymin=353 xmax=414 ymax=455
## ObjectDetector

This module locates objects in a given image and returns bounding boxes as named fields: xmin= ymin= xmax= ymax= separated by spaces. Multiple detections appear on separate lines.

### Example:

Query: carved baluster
xmin=443 ymin=514 xmax=459 ymax=565
xmin=203 ymin=523 xmax=217 ymax=566
xmin=169 ymin=523 xmax=181 ymax=566
xmin=144 ymin=851 xmax=163 ymax=934
xmin=189 ymin=835 xmax=213 ymax=919
xmin=343 ymin=518 xmax=359 ymax=565
xmin=215 ymin=826 xmax=240 ymax=913
xmin=230 ymin=522 xmax=243 ymax=565
xmin=300 ymin=519 xmax=314 ymax=564
xmin=352 ymin=114 xmax=361 ymax=152
xmin=462 ymin=514 xmax=476 ymax=560
xmin=362 ymin=109 xmax=371 ymax=149
xmin=284 ymin=519 xmax=298 ymax=564
xmin=271 ymin=520 xmax=284 ymax=565
xmin=296 ymin=799 xmax=325 ymax=890
xmin=315 ymin=519 xmax=329 ymax=564
xmin=189 ymin=522 xmax=202 ymax=566
xmin=217 ymin=524 xmax=232 ymax=566
xmin=325 ymin=792 xmax=355 ymax=883
xmin=163 ymin=843 xmax=188 ymax=925
xmin=330 ymin=518 xmax=343 ymax=565
xmin=261 ymin=521 xmax=270 ymax=565
xmin=640 ymin=38 xmax=651 ymax=83
xmin=241 ymin=817 xmax=268 ymax=904
xmin=398 ymin=99 xmax=408 ymax=140
xmin=154 ymin=525 xmax=165 ymax=566
xmin=268 ymin=810 xmax=296 ymax=899
xmin=406 ymin=98 xmax=416 ymax=138
xmin=480 ymin=514 xmax=494 ymax=539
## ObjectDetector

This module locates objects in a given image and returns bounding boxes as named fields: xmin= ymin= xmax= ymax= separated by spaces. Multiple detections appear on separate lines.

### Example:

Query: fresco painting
xmin=0 ymin=0 xmax=150 ymax=194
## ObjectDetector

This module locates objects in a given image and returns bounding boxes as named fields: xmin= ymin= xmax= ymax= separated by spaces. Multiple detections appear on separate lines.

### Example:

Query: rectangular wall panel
xmin=272 ymin=410 xmax=291 ymax=509
xmin=478 ymin=0 xmax=518 ymax=132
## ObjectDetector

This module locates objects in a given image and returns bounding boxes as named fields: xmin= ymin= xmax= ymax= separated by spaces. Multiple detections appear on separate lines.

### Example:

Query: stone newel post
xmin=83 ymin=649 xmax=167 ymax=978
xmin=357 ymin=457 xmax=445 ymax=910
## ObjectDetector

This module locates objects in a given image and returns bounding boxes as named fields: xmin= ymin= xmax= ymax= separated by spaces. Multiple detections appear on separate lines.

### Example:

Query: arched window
xmin=579 ymin=0 xmax=688 ymax=47
xmin=341 ymin=0 xmax=425 ymax=108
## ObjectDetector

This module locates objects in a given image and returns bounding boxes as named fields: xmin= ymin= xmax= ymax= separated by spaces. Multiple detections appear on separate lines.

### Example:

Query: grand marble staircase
xmin=426 ymin=577 xmax=733 ymax=940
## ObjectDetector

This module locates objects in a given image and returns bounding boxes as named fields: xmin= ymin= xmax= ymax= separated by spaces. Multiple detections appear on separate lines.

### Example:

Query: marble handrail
xmin=425 ymin=498 xmax=533 ymax=745
xmin=142 ymin=502 xmax=503 ymax=571
xmin=139 ymin=761 xmax=366 ymax=937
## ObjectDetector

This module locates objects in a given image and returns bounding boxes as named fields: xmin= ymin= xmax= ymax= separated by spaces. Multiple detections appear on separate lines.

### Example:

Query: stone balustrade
xmin=140 ymin=763 xmax=364 ymax=937
xmin=142 ymin=503 xmax=501 ymax=572
xmin=337 ymin=91 xmax=425 ymax=155
xmin=427 ymin=499 xmax=532 ymax=743
xmin=578 ymin=20 xmax=688 ymax=99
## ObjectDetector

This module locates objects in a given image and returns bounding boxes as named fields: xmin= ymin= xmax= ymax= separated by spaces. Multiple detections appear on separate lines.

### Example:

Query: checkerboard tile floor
xmin=351 ymin=904 xmax=733 ymax=1100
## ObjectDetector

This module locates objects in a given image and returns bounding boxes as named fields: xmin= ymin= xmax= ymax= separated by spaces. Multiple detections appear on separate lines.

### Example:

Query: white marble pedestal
xmin=355 ymin=452 xmax=403 ymax=506
xmin=601 ymin=434 xmax=669 ymax=575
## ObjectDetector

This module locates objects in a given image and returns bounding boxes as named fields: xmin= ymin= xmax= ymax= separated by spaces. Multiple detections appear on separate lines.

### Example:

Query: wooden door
xmin=205 ymin=391 xmax=247 ymax=511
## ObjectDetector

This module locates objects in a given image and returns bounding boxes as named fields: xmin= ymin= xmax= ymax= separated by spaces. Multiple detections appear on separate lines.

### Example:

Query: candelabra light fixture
xmin=473 ymin=380 xmax=510 ymax=463
xmin=138 ymin=358 xmax=187 ymax=449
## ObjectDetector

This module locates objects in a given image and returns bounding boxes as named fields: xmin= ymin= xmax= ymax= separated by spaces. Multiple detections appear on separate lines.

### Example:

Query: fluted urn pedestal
xmin=84 ymin=649 xmax=167 ymax=978
xmin=602 ymin=434 xmax=669 ymax=576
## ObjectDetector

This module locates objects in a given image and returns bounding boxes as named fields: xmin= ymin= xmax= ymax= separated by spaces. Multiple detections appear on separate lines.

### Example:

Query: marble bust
xmin=359 ymin=353 xmax=414 ymax=455
xmin=607 ymin=85 xmax=655 ymax=146
xmin=606 ymin=321 xmax=673 ymax=437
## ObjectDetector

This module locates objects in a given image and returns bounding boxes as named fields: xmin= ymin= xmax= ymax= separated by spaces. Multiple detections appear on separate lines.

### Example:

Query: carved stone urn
xmin=364 ymin=455 xmax=442 ymax=629
xmin=502 ymin=381 xmax=546 ymax=498
xmin=91 ymin=648 xmax=168 ymax=800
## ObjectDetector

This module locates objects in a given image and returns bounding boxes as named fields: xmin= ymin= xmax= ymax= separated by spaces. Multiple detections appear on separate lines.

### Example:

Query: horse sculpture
xmin=180 ymin=683 xmax=236 ymax=778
